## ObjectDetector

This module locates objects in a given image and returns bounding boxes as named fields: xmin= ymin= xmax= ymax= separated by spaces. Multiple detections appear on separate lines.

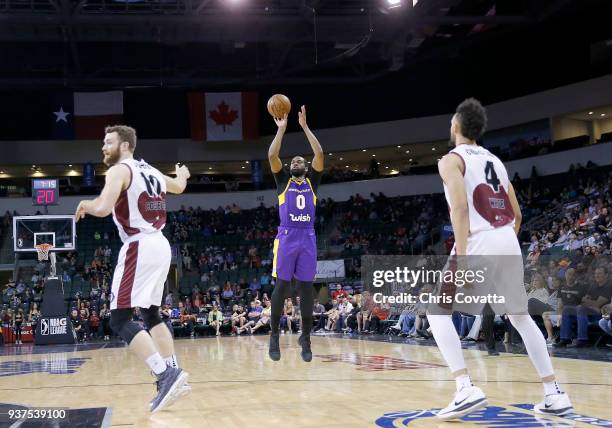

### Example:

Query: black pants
xmin=314 ymin=314 xmax=327 ymax=331
xmin=14 ymin=322 xmax=22 ymax=342
xmin=102 ymin=318 xmax=111 ymax=336
xmin=482 ymin=303 xmax=496 ymax=350
xmin=528 ymin=299 xmax=553 ymax=316
xmin=368 ymin=315 xmax=381 ymax=333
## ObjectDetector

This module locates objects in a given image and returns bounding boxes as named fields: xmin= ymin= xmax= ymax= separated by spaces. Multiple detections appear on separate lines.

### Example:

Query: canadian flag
xmin=188 ymin=92 xmax=259 ymax=141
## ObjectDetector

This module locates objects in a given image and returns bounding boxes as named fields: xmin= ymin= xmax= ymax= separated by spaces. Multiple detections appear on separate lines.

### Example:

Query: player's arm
xmin=507 ymin=183 xmax=523 ymax=235
xmin=75 ymin=164 xmax=129 ymax=221
xmin=298 ymin=105 xmax=324 ymax=172
xmin=164 ymin=163 xmax=191 ymax=194
xmin=268 ymin=114 xmax=287 ymax=174
xmin=438 ymin=154 xmax=469 ymax=255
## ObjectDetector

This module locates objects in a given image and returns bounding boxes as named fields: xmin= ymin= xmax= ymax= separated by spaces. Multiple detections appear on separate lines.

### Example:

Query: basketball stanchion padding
xmin=34 ymin=245 xmax=77 ymax=345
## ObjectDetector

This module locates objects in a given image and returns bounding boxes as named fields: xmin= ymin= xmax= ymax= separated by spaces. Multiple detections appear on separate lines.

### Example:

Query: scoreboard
xmin=32 ymin=179 xmax=59 ymax=206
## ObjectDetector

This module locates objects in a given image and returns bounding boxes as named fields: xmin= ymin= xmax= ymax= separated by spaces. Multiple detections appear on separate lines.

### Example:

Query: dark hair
xmin=105 ymin=125 xmax=137 ymax=152
xmin=455 ymin=98 xmax=487 ymax=141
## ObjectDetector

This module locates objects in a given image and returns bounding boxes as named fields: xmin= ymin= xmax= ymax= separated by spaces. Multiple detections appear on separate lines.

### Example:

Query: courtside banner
xmin=315 ymin=260 xmax=346 ymax=281
xmin=360 ymin=255 xmax=606 ymax=316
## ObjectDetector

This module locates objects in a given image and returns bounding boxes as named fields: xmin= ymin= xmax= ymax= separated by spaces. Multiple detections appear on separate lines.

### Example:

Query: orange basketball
xmin=267 ymin=94 xmax=291 ymax=118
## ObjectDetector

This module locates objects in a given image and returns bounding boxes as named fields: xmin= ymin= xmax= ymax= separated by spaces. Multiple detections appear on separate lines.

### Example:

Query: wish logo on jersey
xmin=375 ymin=404 xmax=611 ymax=427
xmin=289 ymin=213 xmax=311 ymax=222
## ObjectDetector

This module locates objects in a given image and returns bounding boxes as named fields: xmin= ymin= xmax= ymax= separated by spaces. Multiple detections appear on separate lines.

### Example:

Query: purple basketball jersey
xmin=278 ymin=178 xmax=316 ymax=229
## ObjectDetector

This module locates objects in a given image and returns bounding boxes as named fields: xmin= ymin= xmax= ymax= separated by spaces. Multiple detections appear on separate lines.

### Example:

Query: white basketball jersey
xmin=443 ymin=144 xmax=515 ymax=235
xmin=112 ymin=158 xmax=168 ymax=243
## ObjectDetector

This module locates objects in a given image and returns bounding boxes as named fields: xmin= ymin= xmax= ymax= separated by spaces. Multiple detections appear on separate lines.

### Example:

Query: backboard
xmin=13 ymin=215 xmax=76 ymax=253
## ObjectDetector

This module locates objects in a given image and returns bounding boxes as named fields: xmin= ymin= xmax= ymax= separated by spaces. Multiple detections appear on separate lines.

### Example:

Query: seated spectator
xmin=251 ymin=300 xmax=272 ymax=334
xmin=281 ymin=299 xmax=296 ymax=333
xmin=208 ymin=305 xmax=224 ymax=336
xmin=231 ymin=305 xmax=247 ymax=334
xmin=599 ymin=304 xmax=611 ymax=337
xmin=313 ymin=299 xmax=327 ymax=332
xmin=557 ymin=267 xmax=610 ymax=347
xmin=357 ymin=291 xmax=374 ymax=333
xmin=527 ymin=273 xmax=552 ymax=316
xmin=324 ymin=299 xmax=340 ymax=331
xmin=343 ymin=296 xmax=360 ymax=333
xmin=236 ymin=301 xmax=262 ymax=335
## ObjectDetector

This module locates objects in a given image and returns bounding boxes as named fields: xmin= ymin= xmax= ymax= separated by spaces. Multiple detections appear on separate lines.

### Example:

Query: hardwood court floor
xmin=0 ymin=335 xmax=610 ymax=427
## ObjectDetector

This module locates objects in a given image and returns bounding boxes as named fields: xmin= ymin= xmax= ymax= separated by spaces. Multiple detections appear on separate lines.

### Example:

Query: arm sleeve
xmin=273 ymin=169 xmax=290 ymax=195
xmin=308 ymin=168 xmax=323 ymax=194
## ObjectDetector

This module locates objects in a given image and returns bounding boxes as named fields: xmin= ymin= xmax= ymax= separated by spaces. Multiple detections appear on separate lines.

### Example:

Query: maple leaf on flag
xmin=209 ymin=101 xmax=239 ymax=132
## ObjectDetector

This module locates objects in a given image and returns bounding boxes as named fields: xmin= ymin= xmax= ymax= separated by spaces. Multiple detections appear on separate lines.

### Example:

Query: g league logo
xmin=40 ymin=318 xmax=49 ymax=335
xmin=40 ymin=318 xmax=68 ymax=335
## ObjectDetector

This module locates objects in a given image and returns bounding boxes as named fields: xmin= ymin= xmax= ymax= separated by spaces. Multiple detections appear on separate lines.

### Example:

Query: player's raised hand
xmin=298 ymin=105 xmax=307 ymax=129
xmin=274 ymin=113 xmax=288 ymax=131
xmin=75 ymin=201 xmax=87 ymax=223
xmin=175 ymin=163 xmax=191 ymax=180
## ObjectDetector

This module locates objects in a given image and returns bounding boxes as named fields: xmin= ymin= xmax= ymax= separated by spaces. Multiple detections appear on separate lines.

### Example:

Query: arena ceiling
xmin=0 ymin=0 xmax=608 ymax=88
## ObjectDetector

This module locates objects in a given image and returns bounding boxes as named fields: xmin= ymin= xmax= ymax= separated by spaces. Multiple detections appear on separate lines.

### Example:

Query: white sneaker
xmin=437 ymin=386 xmax=488 ymax=420
xmin=534 ymin=392 xmax=573 ymax=417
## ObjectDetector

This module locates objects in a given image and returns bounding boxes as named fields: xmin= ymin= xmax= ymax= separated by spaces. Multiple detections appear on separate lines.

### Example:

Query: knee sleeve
xmin=140 ymin=306 xmax=163 ymax=330
xmin=110 ymin=309 xmax=143 ymax=345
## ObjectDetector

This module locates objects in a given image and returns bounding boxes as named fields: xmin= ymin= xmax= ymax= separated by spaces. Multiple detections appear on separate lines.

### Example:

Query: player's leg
xmin=269 ymin=232 xmax=297 ymax=361
xmin=295 ymin=281 xmax=315 ymax=362
xmin=499 ymin=241 xmax=572 ymax=417
xmin=110 ymin=308 xmax=187 ymax=412
xmin=427 ymin=253 xmax=488 ymax=420
xmin=142 ymin=306 xmax=179 ymax=369
xmin=507 ymin=314 xmax=572 ymax=415
xmin=427 ymin=313 xmax=488 ymax=420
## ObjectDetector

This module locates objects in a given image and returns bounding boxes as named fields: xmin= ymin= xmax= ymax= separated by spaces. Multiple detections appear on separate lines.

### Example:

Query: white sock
xmin=164 ymin=354 xmax=179 ymax=369
xmin=508 ymin=315 xmax=554 ymax=378
xmin=146 ymin=353 xmax=167 ymax=375
xmin=427 ymin=315 xmax=467 ymax=373
xmin=456 ymin=374 xmax=473 ymax=391
xmin=543 ymin=380 xmax=563 ymax=396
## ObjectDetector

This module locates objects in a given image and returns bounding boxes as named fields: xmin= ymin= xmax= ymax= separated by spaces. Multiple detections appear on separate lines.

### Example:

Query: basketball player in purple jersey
xmin=268 ymin=105 xmax=324 ymax=362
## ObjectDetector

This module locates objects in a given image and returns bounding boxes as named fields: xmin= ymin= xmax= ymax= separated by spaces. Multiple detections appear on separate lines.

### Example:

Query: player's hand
xmin=175 ymin=163 xmax=191 ymax=180
xmin=298 ymin=105 xmax=308 ymax=129
xmin=274 ymin=113 xmax=288 ymax=131
xmin=75 ymin=201 xmax=87 ymax=223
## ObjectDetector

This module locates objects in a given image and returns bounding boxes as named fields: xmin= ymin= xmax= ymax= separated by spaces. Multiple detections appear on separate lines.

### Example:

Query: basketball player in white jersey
xmin=75 ymin=125 xmax=191 ymax=413
xmin=429 ymin=99 xmax=573 ymax=420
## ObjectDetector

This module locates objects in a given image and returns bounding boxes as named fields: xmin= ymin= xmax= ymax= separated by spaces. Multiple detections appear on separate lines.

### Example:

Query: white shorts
xmin=430 ymin=226 xmax=528 ymax=316
xmin=110 ymin=232 xmax=171 ymax=310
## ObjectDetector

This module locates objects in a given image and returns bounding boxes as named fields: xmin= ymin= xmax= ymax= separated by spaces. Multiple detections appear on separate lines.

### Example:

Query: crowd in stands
xmin=1 ymin=163 xmax=610 ymax=350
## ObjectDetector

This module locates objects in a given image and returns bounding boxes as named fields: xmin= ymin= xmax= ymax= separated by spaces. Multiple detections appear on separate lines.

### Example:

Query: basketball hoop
xmin=35 ymin=243 xmax=53 ymax=262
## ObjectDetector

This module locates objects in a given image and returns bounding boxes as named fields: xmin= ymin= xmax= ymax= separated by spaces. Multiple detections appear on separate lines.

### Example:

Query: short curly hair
xmin=105 ymin=125 xmax=137 ymax=152
xmin=455 ymin=98 xmax=487 ymax=141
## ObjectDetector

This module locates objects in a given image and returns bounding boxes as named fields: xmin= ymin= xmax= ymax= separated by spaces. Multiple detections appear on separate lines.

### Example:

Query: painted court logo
xmin=0 ymin=357 xmax=90 ymax=377
xmin=315 ymin=354 xmax=445 ymax=371
xmin=375 ymin=404 xmax=611 ymax=427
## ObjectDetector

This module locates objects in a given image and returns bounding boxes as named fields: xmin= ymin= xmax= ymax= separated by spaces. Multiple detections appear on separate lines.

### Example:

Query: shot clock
xmin=32 ymin=179 xmax=59 ymax=206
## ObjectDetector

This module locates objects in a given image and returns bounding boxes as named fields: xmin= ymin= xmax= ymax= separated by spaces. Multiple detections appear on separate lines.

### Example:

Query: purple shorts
xmin=272 ymin=226 xmax=317 ymax=282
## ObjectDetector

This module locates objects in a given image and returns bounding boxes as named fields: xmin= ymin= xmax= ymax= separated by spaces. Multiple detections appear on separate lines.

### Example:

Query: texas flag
xmin=188 ymin=92 xmax=258 ymax=141
xmin=50 ymin=91 xmax=124 ymax=140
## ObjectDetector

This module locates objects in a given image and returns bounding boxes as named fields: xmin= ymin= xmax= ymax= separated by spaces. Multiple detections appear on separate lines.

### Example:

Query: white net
xmin=35 ymin=243 xmax=53 ymax=261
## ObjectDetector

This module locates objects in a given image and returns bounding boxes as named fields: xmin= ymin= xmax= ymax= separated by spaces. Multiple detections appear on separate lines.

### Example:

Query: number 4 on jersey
xmin=484 ymin=161 xmax=501 ymax=192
